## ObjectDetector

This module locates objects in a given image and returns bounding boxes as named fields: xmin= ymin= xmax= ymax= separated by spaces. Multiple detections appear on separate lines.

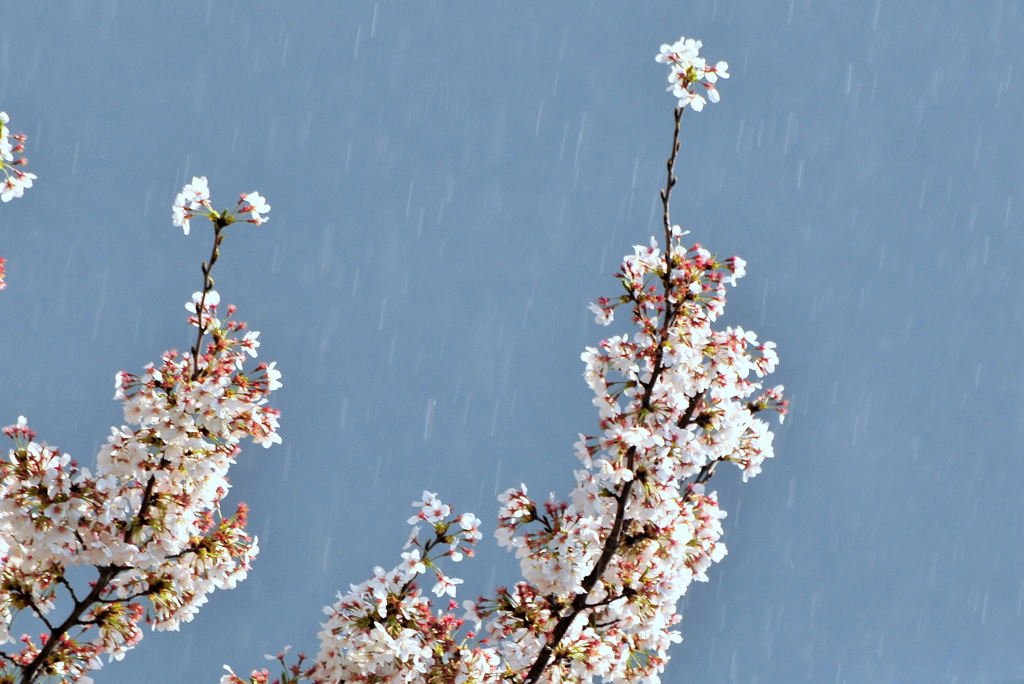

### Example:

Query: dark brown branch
xmin=584 ymin=594 xmax=624 ymax=611
xmin=128 ymin=456 xmax=169 ymax=546
xmin=21 ymin=598 xmax=54 ymax=632
xmin=682 ymin=461 xmax=719 ymax=504
xmin=677 ymin=392 xmax=702 ymax=429
xmin=94 ymin=587 xmax=157 ymax=605
xmin=661 ymin=107 xmax=685 ymax=257
xmin=18 ymin=566 xmax=119 ymax=684
xmin=522 ymin=106 xmax=686 ymax=684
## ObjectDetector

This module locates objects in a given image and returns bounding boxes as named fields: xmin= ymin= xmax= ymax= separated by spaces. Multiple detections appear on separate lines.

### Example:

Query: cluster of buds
xmin=655 ymin=37 xmax=729 ymax=111
xmin=0 ymin=182 xmax=280 ymax=684
xmin=0 ymin=112 xmax=36 ymax=202
xmin=173 ymin=176 xmax=270 ymax=235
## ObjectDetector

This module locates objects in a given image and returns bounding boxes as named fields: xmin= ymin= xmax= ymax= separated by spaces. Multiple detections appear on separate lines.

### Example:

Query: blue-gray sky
xmin=1 ymin=2 xmax=1023 ymax=683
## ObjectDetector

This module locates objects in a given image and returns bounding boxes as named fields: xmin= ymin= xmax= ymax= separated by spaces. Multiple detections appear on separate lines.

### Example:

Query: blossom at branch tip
xmin=657 ymin=37 xmax=730 ymax=110
xmin=408 ymin=490 xmax=452 ymax=525
xmin=173 ymin=177 xmax=270 ymax=235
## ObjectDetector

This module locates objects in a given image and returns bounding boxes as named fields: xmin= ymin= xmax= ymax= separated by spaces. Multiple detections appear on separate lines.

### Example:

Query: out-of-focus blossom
xmin=172 ymin=176 xmax=211 ymax=235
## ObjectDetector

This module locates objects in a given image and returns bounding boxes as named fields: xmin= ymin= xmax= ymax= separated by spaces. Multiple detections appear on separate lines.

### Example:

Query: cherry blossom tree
xmin=1 ymin=35 xmax=787 ymax=684
xmin=225 ymin=36 xmax=787 ymax=684
xmin=0 ymin=158 xmax=282 ymax=683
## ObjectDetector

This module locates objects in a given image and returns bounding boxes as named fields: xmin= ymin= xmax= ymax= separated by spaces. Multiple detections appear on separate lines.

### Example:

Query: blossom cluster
xmin=225 ymin=495 xmax=487 ymax=684
xmin=0 ymin=111 xmax=36 ymax=202
xmin=655 ymin=37 xmax=729 ymax=111
xmin=173 ymin=176 xmax=270 ymax=235
xmin=0 ymin=186 xmax=280 ymax=683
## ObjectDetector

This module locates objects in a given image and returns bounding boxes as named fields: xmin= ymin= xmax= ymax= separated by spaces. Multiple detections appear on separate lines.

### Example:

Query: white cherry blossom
xmin=172 ymin=176 xmax=211 ymax=234
xmin=432 ymin=574 xmax=463 ymax=598
xmin=0 ymin=111 xmax=35 ymax=202
xmin=657 ymin=36 xmax=729 ymax=110
xmin=240 ymin=191 xmax=271 ymax=225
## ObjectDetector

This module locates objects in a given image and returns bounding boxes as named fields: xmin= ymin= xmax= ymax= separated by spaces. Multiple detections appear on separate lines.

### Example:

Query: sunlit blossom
xmin=657 ymin=37 xmax=729 ymax=110
xmin=0 ymin=112 xmax=34 ymax=202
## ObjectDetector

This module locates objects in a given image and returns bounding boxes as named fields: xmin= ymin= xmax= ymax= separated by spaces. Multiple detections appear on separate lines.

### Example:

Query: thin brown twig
xmin=56 ymin=575 xmax=82 ymax=604
xmin=522 ymin=104 xmax=687 ymax=684
xmin=191 ymin=216 xmax=229 ymax=381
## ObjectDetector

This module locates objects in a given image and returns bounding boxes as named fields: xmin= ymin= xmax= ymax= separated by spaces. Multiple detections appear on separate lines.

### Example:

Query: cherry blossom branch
xmin=522 ymin=103 xmax=689 ymax=684
xmin=27 ymin=223 xmax=237 ymax=680
xmin=18 ymin=566 xmax=119 ymax=684
xmin=254 ymin=37 xmax=776 ymax=684
xmin=1 ymin=177 xmax=277 ymax=684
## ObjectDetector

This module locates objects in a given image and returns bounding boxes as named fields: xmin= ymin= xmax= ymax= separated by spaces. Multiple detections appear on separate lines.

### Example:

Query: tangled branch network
xmin=225 ymin=36 xmax=786 ymax=684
